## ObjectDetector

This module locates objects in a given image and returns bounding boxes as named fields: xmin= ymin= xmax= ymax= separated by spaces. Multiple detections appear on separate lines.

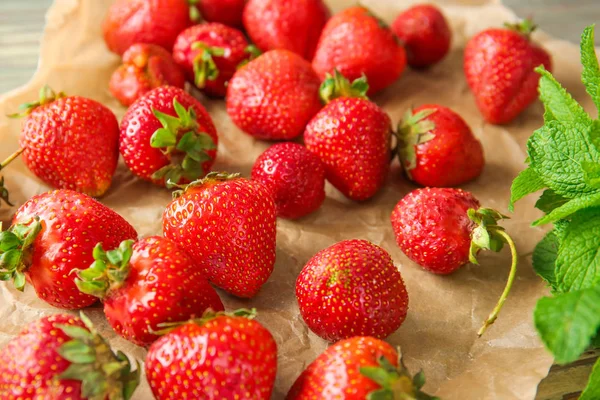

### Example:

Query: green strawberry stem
xmin=0 ymin=217 xmax=43 ymax=290
xmin=150 ymin=308 xmax=257 ymax=336
xmin=192 ymin=41 xmax=226 ymax=88
xmin=171 ymin=171 xmax=241 ymax=197
xmin=187 ymin=0 xmax=202 ymax=22
xmin=0 ymin=148 xmax=24 ymax=170
xmin=57 ymin=312 xmax=140 ymax=400
xmin=8 ymin=85 xmax=65 ymax=118
xmin=394 ymin=108 xmax=437 ymax=177
xmin=504 ymin=19 xmax=537 ymax=38
xmin=319 ymin=69 xmax=369 ymax=104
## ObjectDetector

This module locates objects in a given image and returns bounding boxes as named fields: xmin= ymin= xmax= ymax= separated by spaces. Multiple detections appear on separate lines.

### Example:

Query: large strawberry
xmin=110 ymin=43 xmax=186 ymax=107
xmin=312 ymin=6 xmax=406 ymax=95
xmin=75 ymin=236 xmax=224 ymax=347
xmin=287 ymin=336 xmax=437 ymax=400
xmin=227 ymin=49 xmax=322 ymax=140
xmin=163 ymin=173 xmax=276 ymax=298
xmin=146 ymin=309 xmax=277 ymax=400
xmin=0 ymin=313 xmax=140 ymax=400
xmin=251 ymin=142 xmax=326 ymax=219
xmin=6 ymin=86 xmax=119 ymax=197
xmin=464 ymin=20 xmax=552 ymax=124
xmin=296 ymin=239 xmax=408 ymax=342
xmin=395 ymin=104 xmax=484 ymax=187
xmin=391 ymin=188 xmax=518 ymax=335
xmin=173 ymin=23 xmax=251 ymax=97
xmin=103 ymin=0 xmax=194 ymax=56
xmin=304 ymin=72 xmax=392 ymax=201
xmin=192 ymin=0 xmax=246 ymax=28
xmin=243 ymin=0 xmax=330 ymax=60
xmin=120 ymin=86 xmax=219 ymax=186
xmin=0 ymin=189 xmax=138 ymax=309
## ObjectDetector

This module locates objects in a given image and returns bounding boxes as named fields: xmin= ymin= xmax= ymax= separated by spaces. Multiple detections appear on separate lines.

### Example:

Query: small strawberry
xmin=120 ymin=86 xmax=219 ymax=186
xmin=392 ymin=4 xmax=452 ymax=68
xmin=243 ymin=0 xmax=330 ymax=60
xmin=103 ymin=0 xmax=194 ymax=56
xmin=191 ymin=0 xmax=246 ymax=28
xmin=391 ymin=188 xmax=519 ymax=335
xmin=163 ymin=173 xmax=276 ymax=298
xmin=75 ymin=236 xmax=224 ymax=347
xmin=251 ymin=142 xmax=325 ymax=219
xmin=287 ymin=336 xmax=437 ymax=400
xmin=7 ymin=86 xmax=119 ymax=197
xmin=395 ymin=104 xmax=484 ymax=187
xmin=109 ymin=43 xmax=186 ymax=107
xmin=227 ymin=49 xmax=322 ymax=140
xmin=304 ymin=72 xmax=392 ymax=201
xmin=296 ymin=239 xmax=408 ymax=342
xmin=0 ymin=313 xmax=140 ymax=400
xmin=464 ymin=19 xmax=552 ymax=124
xmin=173 ymin=23 xmax=252 ymax=97
xmin=0 ymin=189 xmax=138 ymax=309
xmin=312 ymin=6 xmax=406 ymax=95
xmin=146 ymin=309 xmax=277 ymax=400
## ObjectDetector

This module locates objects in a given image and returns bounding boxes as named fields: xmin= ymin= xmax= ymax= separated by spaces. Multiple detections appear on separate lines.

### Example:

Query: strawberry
xmin=103 ymin=0 xmax=194 ymax=56
xmin=391 ymin=188 xmax=519 ymax=335
xmin=75 ymin=236 xmax=224 ymax=347
xmin=173 ymin=23 xmax=252 ymax=97
xmin=227 ymin=49 xmax=322 ymax=140
xmin=120 ymin=86 xmax=219 ymax=186
xmin=6 ymin=87 xmax=119 ymax=197
xmin=109 ymin=44 xmax=186 ymax=107
xmin=392 ymin=4 xmax=452 ymax=68
xmin=0 ymin=189 xmax=138 ymax=309
xmin=395 ymin=104 xmax=484 ymax=187
xmin=296 ymin=239 xmax=408 ymax=342
xmin=251 ymin=142 xmax=325 ymax=219
xmin=464 ymin=19 xmax=552 ymax=124
xmin=304 ymin=72 xmax=392 ymax=201
xmin=163 ymin=173 xmax=276 ymax=298
xmin=243 ymin=0 xmax=330 ymax=60
xmin=0 ymin=313 xmax=139 ymax=400
xmin=191 ymin=0 xmax=246 ymax=28
xmin=287 ymin=336 xmax=437 ymax=400
xmin=145 ymin=309 xmax=277 ymax=400
xmin=312 ymin=6 xmax=406 ymax=95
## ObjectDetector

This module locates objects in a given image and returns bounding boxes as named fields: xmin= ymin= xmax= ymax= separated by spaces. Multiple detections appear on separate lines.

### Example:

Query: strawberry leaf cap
xmin=151 ymin=308 xmax=257 ymax=336
xmin=0 ymin=217 xmax=43 ymax=291
xmin=395 ymin=108 xmax=437 ymax=178
xmin=74 ymin=239 xmax=135 ymax=299
xmin=320 ymin=69 xmax=369 ymax=104
xmin=56 ymin=312 xmax=140 ymax=400
xmin=187 ymin=0 xmax=202 ymax=22
xmin=360 ymin=353 xmax=439 ymax=400
xmin=170 ymin=171 xmax=241 ymax=198
xmin=150 ymin=98 xmax=217 ymax=185
xmin=8 ymin=85 xmax=66 ymax=118
xmin=504 ymin=18 xmax=537 ymax=38
xmin=237 ymin=45 xmax=262 ymax=69
xmin=191 ymin=41 xmax=227 ymax=89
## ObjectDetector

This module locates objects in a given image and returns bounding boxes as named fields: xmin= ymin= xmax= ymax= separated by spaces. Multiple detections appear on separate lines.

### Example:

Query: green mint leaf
xmin=537 ymin=66 xmax=591 ymax=124
xmin=581 ymin=357 xmax=600 ymax=400
xmin=533 ymin=191 xmax=600 ymax=226
xmin=532 ymin=230 xmax=559 ymax=292
xmin=534 ymin=285 xmax=600 ymax=364
xmin=535 ymin=189 xmax=568 ymax=214
xmin=583 ymin=161 xmax=600 ymax=188
xmin=509 ymin=167 xmax=546 ymax=211
xmin=581 ymin=25 xmax=600 ymax=112
xmin=555 ymin=208 xmax=600 ymax=292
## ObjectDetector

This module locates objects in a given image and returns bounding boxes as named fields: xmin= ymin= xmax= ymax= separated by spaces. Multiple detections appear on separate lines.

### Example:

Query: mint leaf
xmin=533 ymin=191 xmax=600 ymax=226
xmin=509 ymin=167 xmax=546 ymax=211
xmin=533 ymin=230 xmax=559 ymax=291
xmin=583 ymin=161 xmax=600 ymax=188
xmin=580 ymin=356 xmax=600 ymax=400
xmin=537 ymin=66 xmax=591 ymax=124
xmin=556 ymin=208 xmax=600 ymax=292
xmin=534 ymin=285 xmax=600 ymax=364
xmin=535 ymin=190 xmax=568 ymax=214
xmin=581 ymin=25 xmax=600 ymax=112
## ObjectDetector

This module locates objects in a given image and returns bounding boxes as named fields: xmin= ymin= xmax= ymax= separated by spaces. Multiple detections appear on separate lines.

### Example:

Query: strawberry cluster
xmin=0 ymin=0 xmax=554 ymax=399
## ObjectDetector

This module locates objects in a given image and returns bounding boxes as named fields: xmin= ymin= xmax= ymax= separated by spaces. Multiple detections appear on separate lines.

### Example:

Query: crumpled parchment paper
xmin=2 ymin=0 xmax=595 ymax=398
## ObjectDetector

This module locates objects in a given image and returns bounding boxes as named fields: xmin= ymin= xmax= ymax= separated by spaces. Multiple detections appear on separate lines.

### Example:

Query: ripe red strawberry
xmin=227 ymin=49 xmax=322 ymax=140
xmin=391 ymin=188 xmax=519 ymax=335
xmin=75 ymin=236 xmax=224 ymax=347
xmin=395 ymin=104 xmax=484 ymax=187
xmin=304 ymin=73 xmax=391 ymax=201
xmin=163 ymin=173 xmax=276 ymax=298
xmin=120 ymin=86 xmax=219 ymax=186
xmin=173 ymin=23 xmax=251 ymax=97
xmin=296 ymin=239 xmax=408 ymax=342
xmin=7 ymin=87 xmax=119 ymax=197
xmin=464 ymin=20 xmax=552 ymax=124
xmin=109 ymin=43 xmax=186 ymax=107
xmin=146 ymin=309 xmax=277 ymax=399
xmin=312 ymin=6 xmax=406 ymax=95
xmin=103 ymin=0 xmax=194 ymax=56
xmin=0 ymin=313 xmax=139 ymax=400
xmin=392 ymin=4 xmax=452 ymax=68
xmin=243 ymin=0 xmax=330 ymax=60
xmin=192 ymin=0 xmax=246 ymax=28
xmin=0 ymin=189 xmax=137 ymax=309
xmin=251 ymin=142 xmax=325 ymax=219
xmin=287 ymin=336 xmax=437 ymax=400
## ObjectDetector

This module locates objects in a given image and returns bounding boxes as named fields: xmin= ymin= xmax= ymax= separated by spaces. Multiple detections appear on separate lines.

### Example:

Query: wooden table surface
xmin=1 ymin=1 xmax=599 ymax=399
